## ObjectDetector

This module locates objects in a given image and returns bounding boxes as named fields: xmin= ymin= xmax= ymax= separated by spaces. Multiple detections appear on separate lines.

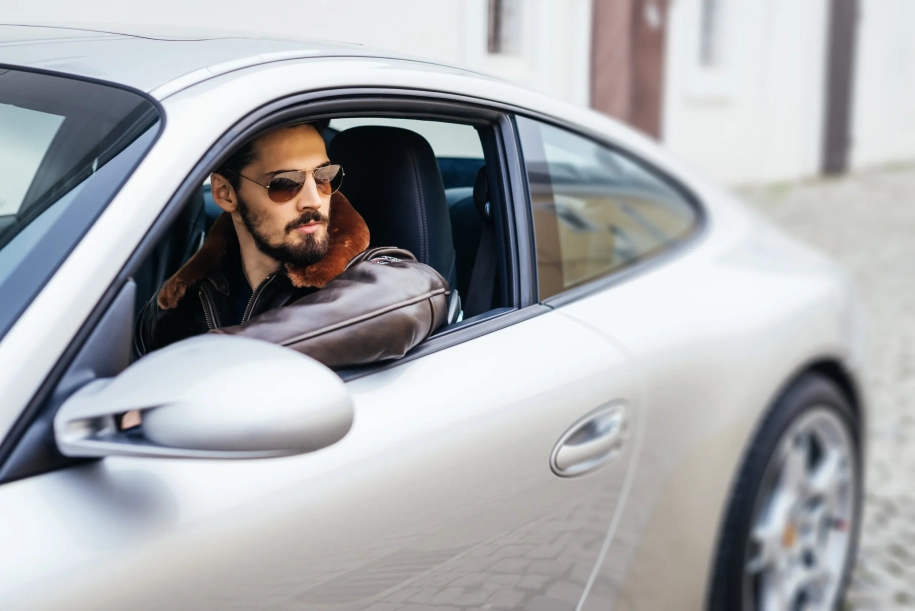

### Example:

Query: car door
xmin=0 ymin=107 xmax=642 ymax=611
xmin=0 ymin=306 xmax=639 ymax=611
xmin=514 ymin=114 xmax=704 ymax=608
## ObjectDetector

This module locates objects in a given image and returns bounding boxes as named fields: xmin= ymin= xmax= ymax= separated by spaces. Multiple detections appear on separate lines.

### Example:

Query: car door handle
xmin=551 ymin=403 xmax=628 ymax=477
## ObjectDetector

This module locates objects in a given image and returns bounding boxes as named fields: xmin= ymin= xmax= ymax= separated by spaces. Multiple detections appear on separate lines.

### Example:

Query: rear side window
xmin=516 ymin=116 xmax=697 ymax=300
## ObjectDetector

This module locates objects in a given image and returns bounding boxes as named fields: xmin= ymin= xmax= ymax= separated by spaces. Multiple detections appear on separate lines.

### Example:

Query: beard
xmin=236 ymin=194 xmax=330 ymax=268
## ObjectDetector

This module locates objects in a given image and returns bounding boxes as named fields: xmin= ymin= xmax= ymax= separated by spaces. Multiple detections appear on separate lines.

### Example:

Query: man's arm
xmin=210 ymin=248 xmax=449 ymax=369
xmin=134 ymin=289 xmax=207 ymax=358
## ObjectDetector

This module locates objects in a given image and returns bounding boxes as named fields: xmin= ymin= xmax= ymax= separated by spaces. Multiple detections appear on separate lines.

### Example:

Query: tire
xmin=708 ymin=373 xmax=863 ymax=611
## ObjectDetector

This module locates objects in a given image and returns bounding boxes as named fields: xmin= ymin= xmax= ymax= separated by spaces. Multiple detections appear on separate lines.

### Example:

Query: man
xmin=135 ymin=121 xmax=449 ymax=368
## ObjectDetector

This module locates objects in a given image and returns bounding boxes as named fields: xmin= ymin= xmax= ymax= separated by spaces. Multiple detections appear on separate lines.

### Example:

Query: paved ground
xmin=741 ymin=165 xmax=915 ymax=610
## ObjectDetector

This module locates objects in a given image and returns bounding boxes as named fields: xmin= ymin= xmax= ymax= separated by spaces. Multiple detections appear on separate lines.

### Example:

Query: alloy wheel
xmin=743 ymin=407 xmax=857 ymax=611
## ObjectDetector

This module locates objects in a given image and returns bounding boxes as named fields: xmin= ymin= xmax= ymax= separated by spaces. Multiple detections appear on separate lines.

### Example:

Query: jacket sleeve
xmin=133 ymin=286 xmax=209 ymax=358
xmin=134 ymin=297 xmax=160 ymax=359
xmin=209 ymin=249 xmax=449 ymax=369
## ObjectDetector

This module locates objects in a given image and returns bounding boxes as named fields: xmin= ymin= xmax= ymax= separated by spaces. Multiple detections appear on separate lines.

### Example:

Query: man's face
xmin=233 ymin=124 xmax=333 ymax=267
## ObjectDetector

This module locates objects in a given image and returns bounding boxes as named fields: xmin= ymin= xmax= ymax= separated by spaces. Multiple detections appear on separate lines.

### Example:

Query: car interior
xmin=132 ymin=115 xmax=507 ymax=361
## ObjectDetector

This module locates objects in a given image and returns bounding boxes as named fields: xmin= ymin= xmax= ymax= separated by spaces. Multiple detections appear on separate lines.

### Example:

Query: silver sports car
xmin=0 ymin=23 xmax=867 ymax=611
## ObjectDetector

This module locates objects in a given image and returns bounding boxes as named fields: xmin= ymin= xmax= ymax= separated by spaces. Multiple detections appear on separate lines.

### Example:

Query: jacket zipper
xmin=199 ymin=289 xmax=216 ymax=331
xmin=241 ymin=274 xmax=278 ymax=324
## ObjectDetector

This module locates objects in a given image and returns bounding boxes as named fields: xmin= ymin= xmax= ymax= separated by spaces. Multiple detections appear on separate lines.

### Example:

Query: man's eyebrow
xmin=263 ymin=161 xmax=332 ymax=178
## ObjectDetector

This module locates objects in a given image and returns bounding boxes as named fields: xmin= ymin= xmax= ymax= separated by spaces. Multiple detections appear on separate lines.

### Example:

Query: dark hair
xmin=214 ymin=119 xmax=331 ymax=191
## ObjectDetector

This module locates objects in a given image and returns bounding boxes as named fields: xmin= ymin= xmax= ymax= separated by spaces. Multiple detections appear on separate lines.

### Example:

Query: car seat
xmin=133 ymin=189 xmax=207 ymax=316
xmin=329 ymin=126 xmax=461 ymax=323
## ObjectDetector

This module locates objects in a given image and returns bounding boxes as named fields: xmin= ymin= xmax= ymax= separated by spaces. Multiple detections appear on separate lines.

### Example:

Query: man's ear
xmin=210 ymin=172 xmax=238 ymax=213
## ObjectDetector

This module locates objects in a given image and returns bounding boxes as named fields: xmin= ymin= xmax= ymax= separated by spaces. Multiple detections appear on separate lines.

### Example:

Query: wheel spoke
xmin=759 ymin=576 xmax=785 ymax=611
xmin=798 ymin=562 xmax=834 ymax=609
xmin=781 ymin=433 xmax=811 ymax=496
xmin=748 ymin=493 xmax=795 ymax=575
xmin=747 ymin=522 xmax=778 ymax=574
xmin=809 ymin=449 xmax=844 ymax=499
xmin=779 ymin=569 xmax=803 ymax=610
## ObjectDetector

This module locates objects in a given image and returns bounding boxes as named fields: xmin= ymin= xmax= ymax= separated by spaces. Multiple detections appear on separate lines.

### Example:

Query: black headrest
xmin=329 ymin=126 xmax=455 ymax=281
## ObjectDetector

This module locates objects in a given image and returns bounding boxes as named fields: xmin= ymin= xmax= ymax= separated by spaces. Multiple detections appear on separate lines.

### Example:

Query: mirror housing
xmin=54 ymin=336 xmax=354 ymax=459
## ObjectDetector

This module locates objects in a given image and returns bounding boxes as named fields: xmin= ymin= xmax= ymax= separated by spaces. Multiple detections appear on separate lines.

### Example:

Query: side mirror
xmin=53 ymin=336 xmax=354 ymax=459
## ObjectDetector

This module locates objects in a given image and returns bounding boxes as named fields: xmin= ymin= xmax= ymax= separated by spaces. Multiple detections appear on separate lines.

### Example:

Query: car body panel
xmin=0 ymin=311 xmax=640 ymax=610
xmin=0 ymin=23 xmax=479 ymax=96
xmin=0 ymin=30 xmax=868 ymax=610
xmin=564 ymin=184 xmax=867 ymax=608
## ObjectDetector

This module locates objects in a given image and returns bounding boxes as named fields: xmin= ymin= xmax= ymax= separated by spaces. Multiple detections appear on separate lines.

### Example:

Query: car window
xmin=516 ymin=116 xmax=697 ymax=300
xmin=0 ymin=68 xmax=160 ymax=340
xmin=326 ymin=117 xmax=496 ymax=318
xmin=0 ymin=104 xmax=65 ymax=218
xmin=139 ymin=113 xmax=506 ymax=356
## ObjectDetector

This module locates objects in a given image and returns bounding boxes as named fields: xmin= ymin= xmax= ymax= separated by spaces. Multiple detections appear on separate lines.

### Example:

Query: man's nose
xmin=295 ymin=175 xmax=323 ymax=210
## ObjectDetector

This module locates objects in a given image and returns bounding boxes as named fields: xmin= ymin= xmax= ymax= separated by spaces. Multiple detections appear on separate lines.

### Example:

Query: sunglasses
xmin=228 ymin=165 xmax=345 ymax=202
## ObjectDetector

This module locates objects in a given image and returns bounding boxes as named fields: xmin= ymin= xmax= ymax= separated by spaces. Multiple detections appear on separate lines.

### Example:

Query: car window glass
xmin=0 ymin=104 xmax=65 ymax=217
xmin=516 ymin=116 xmax=697 ymax=300
xmin=0 ymin=183 xmax=84 ymax=286
xmin=0 ymin=68 xmax=160 ymax=341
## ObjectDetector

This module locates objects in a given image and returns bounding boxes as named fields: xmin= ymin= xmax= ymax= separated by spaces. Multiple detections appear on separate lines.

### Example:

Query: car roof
xmin=0 ymin=23 xmax=484 ymax=98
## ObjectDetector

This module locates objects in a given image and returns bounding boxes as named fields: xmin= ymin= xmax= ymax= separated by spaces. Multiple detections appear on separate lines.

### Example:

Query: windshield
xmin=0 ymin=67 xmax=160 ymax=339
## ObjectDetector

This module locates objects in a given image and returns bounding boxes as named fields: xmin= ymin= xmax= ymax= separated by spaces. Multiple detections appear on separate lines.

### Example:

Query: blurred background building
xmin=5 ymin=0 xmax=914 ymax=185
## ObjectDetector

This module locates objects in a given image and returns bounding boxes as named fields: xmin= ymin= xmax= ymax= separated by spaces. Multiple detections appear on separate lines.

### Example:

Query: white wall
xmin=849 ymin=0 xmax=915 ymax=169
xmin=661 ymin=0 xmax=830 ymax=186
xmin=460 ymin=0 xmax=593 ymax=108
xmin=8 ymin=0 xmax=915 ymax=184
xmin=2 ymin=0 xmax=592 ymax=107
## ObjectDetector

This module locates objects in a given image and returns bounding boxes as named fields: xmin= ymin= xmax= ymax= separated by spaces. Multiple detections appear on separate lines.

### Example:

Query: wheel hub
xmin=743 ymin=407 xmax=856 ymax=611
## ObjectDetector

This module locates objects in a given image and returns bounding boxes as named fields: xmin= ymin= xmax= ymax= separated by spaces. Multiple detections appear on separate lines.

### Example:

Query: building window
xmin=487 ymin=0 xmax=523 ymax=55
xmin=699 ymin=0 xmax=727 ymax=67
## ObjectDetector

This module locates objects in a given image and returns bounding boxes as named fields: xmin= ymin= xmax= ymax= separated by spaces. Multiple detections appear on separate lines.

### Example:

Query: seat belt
xmin=464 ymin=222 xmax=497 ymax=318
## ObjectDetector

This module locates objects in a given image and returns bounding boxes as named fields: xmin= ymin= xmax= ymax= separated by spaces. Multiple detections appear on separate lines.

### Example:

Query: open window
xmin=324 ymin=116 xmax=505 ymax=323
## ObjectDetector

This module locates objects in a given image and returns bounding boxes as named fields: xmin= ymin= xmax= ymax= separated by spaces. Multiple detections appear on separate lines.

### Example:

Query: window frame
xmin=512 ymin=112 xmax=708 ymax=307
xmin=180 ymin=92 xmax=542 ymax=380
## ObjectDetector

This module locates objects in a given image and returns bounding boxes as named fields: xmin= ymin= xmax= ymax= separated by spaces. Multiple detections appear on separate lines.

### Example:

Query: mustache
xmin=286 ymin=209 xmax=329 ymax=232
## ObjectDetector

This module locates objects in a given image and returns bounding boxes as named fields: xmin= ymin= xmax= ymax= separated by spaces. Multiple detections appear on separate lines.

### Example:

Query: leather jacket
xmin=134 ymin=194 xmax=449 ymax=369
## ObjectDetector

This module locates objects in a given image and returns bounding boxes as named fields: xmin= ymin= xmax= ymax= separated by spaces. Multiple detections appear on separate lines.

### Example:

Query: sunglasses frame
xmin=226 ymin=165 xmax=345 ymax=202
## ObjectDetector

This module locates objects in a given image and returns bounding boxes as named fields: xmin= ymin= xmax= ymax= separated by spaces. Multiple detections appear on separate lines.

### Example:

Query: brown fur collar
xmin=157 ymin=192 xmax=370 ymax=310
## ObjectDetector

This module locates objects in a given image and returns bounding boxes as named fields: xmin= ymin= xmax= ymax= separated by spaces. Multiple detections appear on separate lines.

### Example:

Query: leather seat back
xmin=328 ymin=126 xmax=456 ymax=287
xmin=134 ymin=189 xmax=206 ymax=315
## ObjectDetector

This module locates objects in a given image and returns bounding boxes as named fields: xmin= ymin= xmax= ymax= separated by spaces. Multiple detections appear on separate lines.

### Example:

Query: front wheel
xmin=709 ymin=373 xmax=862 ymax=611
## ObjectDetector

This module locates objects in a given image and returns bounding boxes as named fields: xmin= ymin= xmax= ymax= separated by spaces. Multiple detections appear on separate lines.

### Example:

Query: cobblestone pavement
xmin=741 ymin=165 xmax=915 ymax=610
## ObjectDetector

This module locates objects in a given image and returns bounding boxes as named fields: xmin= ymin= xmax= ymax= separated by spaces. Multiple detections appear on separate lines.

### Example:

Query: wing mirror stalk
xmin=53 ymin=336 xmax=354 ymax=459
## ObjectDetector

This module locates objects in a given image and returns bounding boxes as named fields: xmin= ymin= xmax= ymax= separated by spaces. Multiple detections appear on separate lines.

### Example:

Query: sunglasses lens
xmin=267 ymin=174 xmax=305 ymax=202
xmin=313 ymin=165 xmax=344 ymax=195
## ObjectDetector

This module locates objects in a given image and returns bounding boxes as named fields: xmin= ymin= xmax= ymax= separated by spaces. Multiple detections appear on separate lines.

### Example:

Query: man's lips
xmin=293 ymin=221 xmax=324 ymax=234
